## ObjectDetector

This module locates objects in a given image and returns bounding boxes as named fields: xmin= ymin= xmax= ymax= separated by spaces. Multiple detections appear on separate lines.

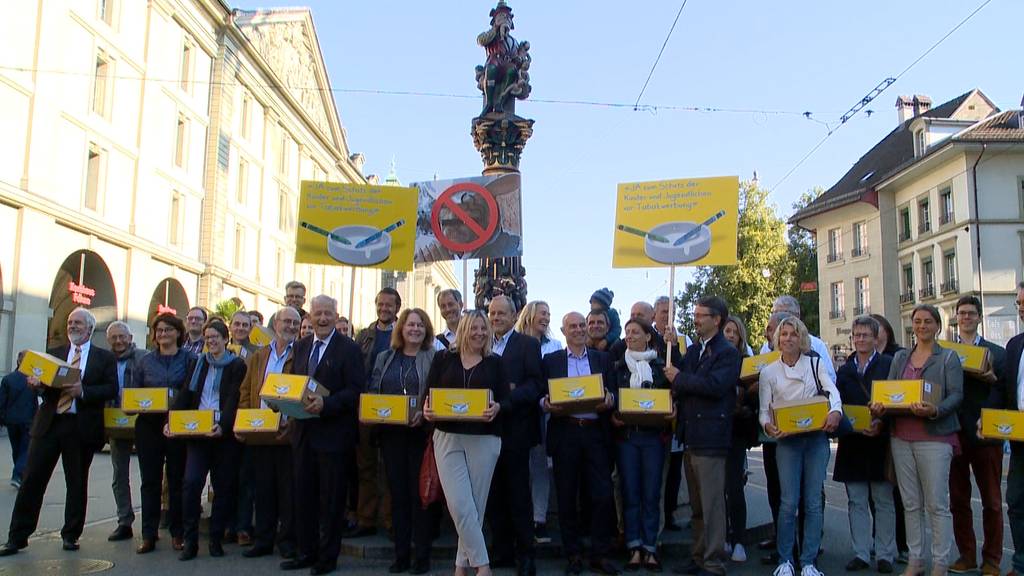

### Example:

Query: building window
xmin=233 ymin=224 xmax=244 ymax=270
xmin=174 ymin=114 xmax=188 ymax=168
xmin=84 ymin=143 xmax=103 ymax=211
xmin=901 ymin=264 xmax=914 ymax=304
xmin=939 ymin=187 xmax=953 ymax=225
xmin=278 ymin=188 xmax=293 ymax=231
xmin=98 ymin=0 xmax=115 ymax=26
xmin=854 ymin=276 xmax=870 ymax=315
xmin=899 ymin=207 xmax=911 ymax=242
xmin=852 ymin=221 xmax=867 ymax=257
xmin=240 ymin=90 xmax=251 ymax=140
xmin=829 ymin=282 xmax=845 ymax=320
xmin=180 ymin=40 xmax=193 ymax=93
xmin=914 ymin=129 xmax=926 ymax=157
xmin=826 ymin=228 xmax=842 ymax=263
xmin=92 ymin=52 xmax=110 ymax=117
xmin=169 ymin=191 xmax=182 ymax=246
xmin=918 ymin=199 xmax=931 ymax=234
xmin=920 ymin=258 xmax=935 ymax=299
xmin=942 ymin=250 xmax=958 ymax=294
xmin=1018 ymin=176 xmax=1024 ymax=219
xmin=236 ymin=158 xmax=248 ymax=205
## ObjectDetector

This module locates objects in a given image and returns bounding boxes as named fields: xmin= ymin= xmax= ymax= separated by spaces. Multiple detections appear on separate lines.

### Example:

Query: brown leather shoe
xmin=949 ymin=558 xmax=978 ymax=574
xmin=980 ymin=563 xmax=1000 ymax=576
xmin=237 ymin=531 xmax=253 ymax=546
xmin=136 ymin=539 xmax=156 ymax=554
xmin=172 ymin=537 xmax=184 ymax=551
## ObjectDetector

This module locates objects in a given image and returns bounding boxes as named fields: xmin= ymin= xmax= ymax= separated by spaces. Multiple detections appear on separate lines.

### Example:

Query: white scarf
xmin=624 ymin=349 xmax=657 ymax=389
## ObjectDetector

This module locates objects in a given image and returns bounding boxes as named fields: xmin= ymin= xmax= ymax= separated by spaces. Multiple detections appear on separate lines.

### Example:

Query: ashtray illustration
xmin=326 ymin=224 xmax=392 ymax=266
xmin=644 ymin=221 xmax=713 ymax=264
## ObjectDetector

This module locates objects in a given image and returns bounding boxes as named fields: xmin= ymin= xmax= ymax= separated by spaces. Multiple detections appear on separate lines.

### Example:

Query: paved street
xmin=0 ymin=432 xmax=1013 ymax=575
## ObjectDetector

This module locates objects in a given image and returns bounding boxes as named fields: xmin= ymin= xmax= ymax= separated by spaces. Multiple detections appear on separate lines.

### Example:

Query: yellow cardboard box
xmin=843 ymin=404 xmax=873 ymax=433
xmin=430 ymin=388 xmax=493 ymax=421
xmin=233 ymin=408 xmax=285 ymax=445
xmin=980 ymin=409 xmax=1024 ymax=442
xmin=740 ymin=351 xmax=780 ymax=382
xmin=121 ymin=388 xmax=171 ymax=413
xmin=548 ymin=374 xmax=606 ymax=414
xmin=168 ymin=410 xmax=217 ymax=436
xmin=359 ymin=394 xmax=420 ymax=425
xmin=938 ymin=340 xmax=991 ymax=374
xmin=249 ymin=325 xmax=275 ymax=348
xmin=18 ymin=350 xmax=81 ymax=388
xmin=770 ymin=397 xmax=829 ymax=434
xmin=617 ymin=388 xmax=673 ymax=426
xmin=259 ymin=374 xmax=330 ymax=420
xmin=103 ymin=408 xmax=137 ymax=439
xmin=870 ymin=380 xmax=937 ymax=413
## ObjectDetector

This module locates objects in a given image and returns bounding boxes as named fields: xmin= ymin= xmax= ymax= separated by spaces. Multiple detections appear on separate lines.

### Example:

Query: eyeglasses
xmin=154 ymin=327 xmax=177 ymax=334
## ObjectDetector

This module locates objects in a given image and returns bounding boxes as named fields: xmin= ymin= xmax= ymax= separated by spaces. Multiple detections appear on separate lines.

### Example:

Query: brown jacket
xmin=239 ymin=342 xmax=294 ymax=410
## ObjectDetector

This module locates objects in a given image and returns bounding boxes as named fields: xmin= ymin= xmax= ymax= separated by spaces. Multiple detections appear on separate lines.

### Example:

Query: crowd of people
xmin=1 ymin=279 xmax=1024 ymax=576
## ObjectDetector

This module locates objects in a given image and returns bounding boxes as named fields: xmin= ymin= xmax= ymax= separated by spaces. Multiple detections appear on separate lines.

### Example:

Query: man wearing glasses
xmin=183 ymin=307 xmax=208 ymax=355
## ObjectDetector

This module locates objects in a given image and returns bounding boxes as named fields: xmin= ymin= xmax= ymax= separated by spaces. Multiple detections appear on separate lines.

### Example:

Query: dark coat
xmin=611 ymin=352 xmax=670 ymax=433
xmin=0 ymin=371 xmax=37 ymax=426
xmin=957 ymin=337 xmax=1006 ymax=445
xmin=609 ymin=330 xmax=684 ymax=369
xmin=173 ymin=356 xmax=246 ymax=436
xmin=833 ymin=352 xmax=893 ymax=483
xmin=496 ymin=331 xmax=544 ymax=450
xmin=990 ymin=332 xmax=1024 ymax=412
xmin=671 ymin=332 xmax=740 ymax=452
xmin=290 ymin=331 xmax=365 ymax=453
xmin=541 ymin=348 xmax=613 ymax=457
xmin=33 ymin=344 xmax=117 ymax=447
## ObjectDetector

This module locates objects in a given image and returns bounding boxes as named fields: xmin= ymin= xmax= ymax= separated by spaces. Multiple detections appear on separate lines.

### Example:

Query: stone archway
xmin=48 ymin=250 xmax=117 ymax=349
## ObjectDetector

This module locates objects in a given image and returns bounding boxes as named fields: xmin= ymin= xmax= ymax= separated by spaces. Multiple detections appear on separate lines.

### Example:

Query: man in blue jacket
xmin=0 ymin=351 xmax=35 ymax=488
xmin=664 ymin=296 xmax=741 ymax=576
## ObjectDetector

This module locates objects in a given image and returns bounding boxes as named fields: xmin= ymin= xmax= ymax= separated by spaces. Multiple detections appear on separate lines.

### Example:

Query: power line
xmin=633 ymin=0 xmax=689 ymax=110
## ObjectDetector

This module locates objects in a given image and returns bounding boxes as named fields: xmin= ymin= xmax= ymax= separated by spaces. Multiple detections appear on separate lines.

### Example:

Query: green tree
xmin=676 ymin=180 xmax=794 ymax=350
xmin=213 ymin=297 xmax=245 ymax=322
xmin=788 ymin=188 xmax=823 ymax=336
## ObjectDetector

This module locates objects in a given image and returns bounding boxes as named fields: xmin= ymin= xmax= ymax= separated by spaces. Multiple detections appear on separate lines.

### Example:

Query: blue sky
xmin=235 ymin=0 xmax=1019 ymax=323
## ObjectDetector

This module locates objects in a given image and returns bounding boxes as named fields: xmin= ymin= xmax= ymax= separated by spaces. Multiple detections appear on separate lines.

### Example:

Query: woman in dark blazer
xmin=167 ymin=319 xmax=246 ymax=561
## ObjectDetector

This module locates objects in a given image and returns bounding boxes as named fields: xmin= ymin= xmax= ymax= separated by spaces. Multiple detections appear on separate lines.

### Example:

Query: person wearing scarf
xmin=166 ymin=319 xmax=246 ymax=561
xmin=611 ymin=318 xmax=671 ymax=572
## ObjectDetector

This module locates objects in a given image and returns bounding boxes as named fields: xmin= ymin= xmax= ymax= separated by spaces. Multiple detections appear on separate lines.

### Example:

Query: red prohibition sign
xmin=430 ymin=182 xmax=499 ymax=253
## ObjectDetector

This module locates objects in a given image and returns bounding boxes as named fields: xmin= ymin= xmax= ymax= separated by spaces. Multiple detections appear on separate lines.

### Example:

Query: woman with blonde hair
xmin=515 ymin=300 xmax=563 ymax=356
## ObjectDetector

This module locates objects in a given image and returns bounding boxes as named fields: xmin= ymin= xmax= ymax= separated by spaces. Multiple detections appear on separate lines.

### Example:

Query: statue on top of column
xmin=475 ymin=1 xmax=531 ymax=116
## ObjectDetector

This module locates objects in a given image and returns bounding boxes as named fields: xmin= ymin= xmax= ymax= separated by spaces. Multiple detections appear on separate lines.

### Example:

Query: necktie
xmin=58 ymin=346 xmax=82 ymax=414
xmin=308 ymin=340 xmax=323 ymax=377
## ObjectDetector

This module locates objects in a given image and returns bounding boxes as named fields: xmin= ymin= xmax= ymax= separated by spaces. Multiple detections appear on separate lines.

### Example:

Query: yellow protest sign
xmin=296 ymin=181 xmax=417 ymax=270
xmin=612 ymin=176 xmax=739 ymax=268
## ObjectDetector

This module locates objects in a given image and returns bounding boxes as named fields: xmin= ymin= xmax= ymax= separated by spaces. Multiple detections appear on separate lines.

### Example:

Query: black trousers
xmin=379 ymin=427 xmax=434 ymax=563
xmin=487 ymin=444 xmax=534 ymax=561
xmin=183 ymin=438 xmax=241 ymax=545
xmin=725 ymin=442 xmax=748 ymax=545
xmin=293 ymin=438 xmax=348 ymax=565
xmin=135 ymin=414 xmax=185 ymax=540
xmin=664 ymin=450 xmax=684 ymax=520
xmin=233 ymin=445 xmax=255 ymax=535
xmin=252 ymin=444 xmax=295 ymax=554
xmin=7 ymin=415 xmax=97 ymax=543
xmin=550 ymin=420 xmax=614 ymax=559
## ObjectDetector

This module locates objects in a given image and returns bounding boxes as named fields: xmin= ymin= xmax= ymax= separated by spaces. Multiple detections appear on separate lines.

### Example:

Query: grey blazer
xmin=887 ymin=341 xmax=963 ymax=436
xmin=369 ymin=347 xmax=436 ymax=404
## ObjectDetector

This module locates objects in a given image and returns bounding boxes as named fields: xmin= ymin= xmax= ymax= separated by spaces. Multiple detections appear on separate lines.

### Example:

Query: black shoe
xmin=223 ymin=531 xmax=238 ymax=544
xmin=517 ymin=556 xmax=537 ymax=576
xmin=243 ymin=545 xmax=273 ymax=558
xmin=846 ymin=558 xmax=870 ymax=571
xmin=0 ymin=540 xmax=27 ymax=556
xmin=343 ymin=526 xmax=376 ymax=538
xmin=210 ymin=540 xmax=224 ymax=557
xmin=108 ymin=525 xmax=133 ymax=541
xmin=566 ymin=555 xmax=584 ymax=575
xmin=761 ymin=552 xmax=781 ymax=566
xmin=410 ymin=559 xmax=431 ymax=575
xmin=590 ymin=557 xmax=622 ymax=575
xmin=62 ymin=539 xmax=80 ymax=551
xmin=673 ymin=559 xmax=700 ymax=575
xmin=877 ymin=560 xmax=894 ymax=574
xmin=179 ymin=544 xmax=198 ymax=561
xmin=389 ymin=558 xmax=410 ymax=573
xmin=492 ymin=556 xmax=516 ymax=569
xmin=281 ymin=556 xmax=316 ymax=571
xmin=758 ymin=539 xmax=776 ymax=550
xmin=310 ymin=562 xmax=337 ymax=575
xmin=534 ymin=522 xmax=551 ymax=544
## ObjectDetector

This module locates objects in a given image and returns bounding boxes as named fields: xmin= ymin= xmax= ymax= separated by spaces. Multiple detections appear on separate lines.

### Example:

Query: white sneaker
xmin=774 ymin=561 xmax=795 ymax=576
xmin=801 ymin=564 xmax=824 ymax=576
xmin=731 ymin=543 xmax=747 ymax=563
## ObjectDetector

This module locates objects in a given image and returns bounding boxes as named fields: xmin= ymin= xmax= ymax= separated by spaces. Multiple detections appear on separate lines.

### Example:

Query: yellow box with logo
xmin=429 ymin=388 xmax=492 ymax=421
xmin=843 ymin=404 xmax=873 ymax=433
xmin=104 ymin=408 xmax=137 ymax=439
xmin=121 ymin=388 xmax=171 ymax=413
xmin=740 ymin=351 xmax=780 ymax=382
xmin=617 ymin=388 xmax=673 ymax=426
xmin=249 ymin=325 xmax=275 ymax=348
xmin=980 ymin=409 xmax=1024 ymax=442
xmin=17 ymin=350 xmax=81 ymax=388
xmin=168 ymin=410 xmax=217 ymax=436
xmin=359 ymin=394 xmax=420 ymax=425
xmin=259 ymin=374 xmax=329 ymax=420
xmin=548 ymin=374 xmax=606 ymax=414
xmin=938 ymin=340 xmax=991 ymax=375
xmin=233 ymin=408 xmax=286 ymax=445
xmin=771 ymin=397 xmax=830 ymax=434
xmin=870 ymin=380 xmax=928 ymax=413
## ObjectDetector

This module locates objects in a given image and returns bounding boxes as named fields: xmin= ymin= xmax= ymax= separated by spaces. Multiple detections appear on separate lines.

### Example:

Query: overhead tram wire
xmin=769 ymin=0 xmax=994 ymax=195
xmin=632 ymin=0 xmax=689 ymax=111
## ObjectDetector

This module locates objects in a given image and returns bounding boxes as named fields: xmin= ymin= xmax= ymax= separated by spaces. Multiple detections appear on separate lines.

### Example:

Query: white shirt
xmin=493 ymin=330 xmax=513 ymax=357
xmin=65 ymin=340 xmax=91 ymax=414
xmin=199 ymin=367 xmax=219 ymax=411
xmin=310 ymin=329 xmax=335 ymax=367
xmin=540 ymin=336 xmax=563 ymax=357
xmin=758 ymin=355 xmax=842 ymax=427
xmin=760 ymin=334 xmax=837 ymax=382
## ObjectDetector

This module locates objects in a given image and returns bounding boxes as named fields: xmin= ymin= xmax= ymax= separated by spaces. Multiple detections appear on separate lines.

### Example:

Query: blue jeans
xmin=7 ymin=422 xmax=30 ymax=481
xmin=1007 ymin=443 xmax=1024 ymax=573
xmin=616 ymin=430 xmax=666 ymax=553
xmin=776 ymin=432 xmax=830 ymax=566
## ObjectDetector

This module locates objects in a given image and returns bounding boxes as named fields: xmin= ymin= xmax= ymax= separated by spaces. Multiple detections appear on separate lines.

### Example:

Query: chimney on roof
xmin=349 ymin=152 xmax=365 ymax=175
xmin=896 ymin=94 xmax=932 ymax=125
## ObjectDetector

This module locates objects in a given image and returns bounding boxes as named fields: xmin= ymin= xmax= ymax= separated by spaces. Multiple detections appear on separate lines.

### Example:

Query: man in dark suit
xmin=664 ymin=296 xmax=740 ymax=576
xmin=486 ymin=295 xmax=543 ymax=576
xmin=541 ymin=311 xmax=619 ymax=575
xmin=0 ymin=307 xmax=117 ymax=555
xmin=282 ymin=295 xmax=364 ymax=575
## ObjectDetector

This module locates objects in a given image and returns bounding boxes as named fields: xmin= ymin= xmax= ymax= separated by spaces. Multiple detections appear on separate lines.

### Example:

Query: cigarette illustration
xmin=674 ymin=210 xmax=726 ymax=246
xmin=301 ymin=221 xmax=351 ymax=245
xmin=617 ymin=224 xmax=669 ymax=244
xmin=355 ymin=219 xmax=406 ymax=248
